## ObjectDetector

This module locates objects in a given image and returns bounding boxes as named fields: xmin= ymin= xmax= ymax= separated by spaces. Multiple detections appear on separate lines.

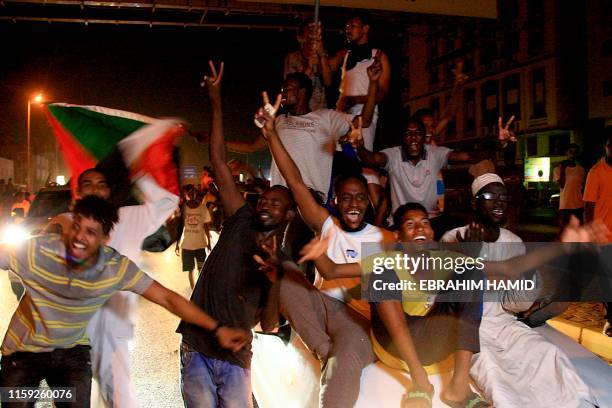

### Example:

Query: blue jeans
xmin=180 ymin=343 xmax=252 ymax=408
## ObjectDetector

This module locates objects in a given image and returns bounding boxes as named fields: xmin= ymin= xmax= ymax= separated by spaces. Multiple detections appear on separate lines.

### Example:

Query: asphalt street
xmin=0 ymin=244 xmax=202 ymax=408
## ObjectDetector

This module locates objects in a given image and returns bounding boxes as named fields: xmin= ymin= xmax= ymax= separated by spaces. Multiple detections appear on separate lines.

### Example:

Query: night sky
xmin=0 ymin=22 xmax=311 ymax=174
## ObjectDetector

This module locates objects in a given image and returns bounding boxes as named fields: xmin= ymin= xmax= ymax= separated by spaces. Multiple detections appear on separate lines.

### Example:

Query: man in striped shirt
xmin=0 ymin=196 xmax=248 ymax=407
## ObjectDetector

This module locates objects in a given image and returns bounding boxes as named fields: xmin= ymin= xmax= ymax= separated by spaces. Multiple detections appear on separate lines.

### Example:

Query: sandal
xmin=441 ymin=391 xmax=490 ymax=408
xmin=401 ymin=386 xmax=434 ymax=408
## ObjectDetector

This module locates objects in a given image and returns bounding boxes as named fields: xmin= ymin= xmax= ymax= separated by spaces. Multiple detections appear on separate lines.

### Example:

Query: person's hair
xmin=183 ymin=184 xmax=195 ymax=194
xmin=285 ymin=72 xmax=313 ymax=100
xmin=401 ymin=116 xmax=426 ymax=134
xmin=73 ymin=195 xmax=119 ymax=236
xmin=333 ymin=173 xmax=368 ymax=196
xmin=413 ymin=108 xmax=435 ymax=121
xmin=268 ymin=185 xmax=296 ymax=210
xmin=392 ymin=202 xmax=428 ymax=228
xmin=77 ymin=168 xmax=106 ymax=187
xmin=349 ymin=10 xmax=372 ymax=27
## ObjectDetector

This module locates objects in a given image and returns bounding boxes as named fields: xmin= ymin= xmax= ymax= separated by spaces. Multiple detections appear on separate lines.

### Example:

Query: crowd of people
xmin=0 ymin=9 xmax=611 ymax=408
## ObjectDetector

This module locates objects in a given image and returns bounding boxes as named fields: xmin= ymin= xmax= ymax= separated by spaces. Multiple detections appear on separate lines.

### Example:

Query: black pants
xmin=0 ymin=345 xmax=92 ymax=408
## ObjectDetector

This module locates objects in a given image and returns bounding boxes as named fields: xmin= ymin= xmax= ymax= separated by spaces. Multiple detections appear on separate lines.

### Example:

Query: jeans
xmin=180 ymin=343 xmax=252 ymax=408
xmin=0 ymin=345 xmax=92 ymax=408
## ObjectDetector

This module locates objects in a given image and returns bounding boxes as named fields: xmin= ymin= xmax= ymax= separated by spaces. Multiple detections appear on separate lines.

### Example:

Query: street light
xmin=27 ymin=92 xmax=44 ymax=192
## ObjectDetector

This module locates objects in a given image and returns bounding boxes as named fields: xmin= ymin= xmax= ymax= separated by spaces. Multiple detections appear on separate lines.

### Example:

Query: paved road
xmin=0 ymin=246 xmax=196 ymax=408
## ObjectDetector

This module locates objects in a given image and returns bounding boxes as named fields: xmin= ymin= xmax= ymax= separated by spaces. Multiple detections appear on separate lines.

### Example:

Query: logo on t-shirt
xmin=346 ymin=249 xmax=358 ymax=259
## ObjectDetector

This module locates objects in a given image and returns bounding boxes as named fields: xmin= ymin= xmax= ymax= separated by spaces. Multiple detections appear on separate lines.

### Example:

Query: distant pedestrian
xmin=553 ymin=143 xmax=585 ymax=227
xmin=176 ymin=184 xmax=212 ymax=289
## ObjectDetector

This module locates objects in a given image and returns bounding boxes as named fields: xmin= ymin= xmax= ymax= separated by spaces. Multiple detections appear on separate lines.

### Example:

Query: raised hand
xmin=498 ymin=115 xmax=517 ymax=145
xmin=367 ymin=50 xmax=383 ymax=82
xmin=201 ymin=60 xmax=225 ymax=101
xmin=451 ymin=60 xmax=468 ymax=86
xmin=254 ymin=91 xmax=282 ymax=135
xmin=561 ymin=216 xmax=611 ymax=243
xmin=253 ymin=235 xmax=282 ymax=282
xmin=297 ymin=233 xmax=332 ymax=264
xmin=215 ymin=326 xmax=250 ymax=352
xmin=339 ymin=116 xmax=364 ymax=149
xmin=456 ymin=222 xmax=485 ymax=242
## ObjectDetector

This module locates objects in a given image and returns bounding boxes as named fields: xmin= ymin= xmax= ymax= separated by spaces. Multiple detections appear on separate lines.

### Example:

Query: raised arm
xmin=226 ymin=135 xmax=268 ymax=154
xmin=257 ymin=93 xmax=329 ymax=232
xmin=447 ymin=115 xmax=516 ymax=164
xmin=434 ymin=61 xmax=468 ymax=136
xmin=205 ymin=61 xmax=246 ymax=217
xmin=142 ymin=281 xmax=249 ymax=352
xmin=345 ymin=118 xmax=388 ymax=167
xmin=351 ymin=51 xmax=382 ymax=129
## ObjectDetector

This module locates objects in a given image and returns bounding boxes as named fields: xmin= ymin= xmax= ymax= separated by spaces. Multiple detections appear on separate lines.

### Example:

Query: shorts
xmin=182 ymin=248 xmax=207 ymax=272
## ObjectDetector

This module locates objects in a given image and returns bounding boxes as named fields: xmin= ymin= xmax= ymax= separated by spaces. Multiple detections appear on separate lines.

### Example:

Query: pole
xmin=26 ymin=99 xmax=31 ymax=192
xmin=312 ymin=0 xmax=321 ymax=75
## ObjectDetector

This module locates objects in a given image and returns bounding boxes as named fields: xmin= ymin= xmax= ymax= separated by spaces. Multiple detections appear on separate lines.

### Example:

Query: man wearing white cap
xmin=440 ymin=173 xmax=595 ymax=408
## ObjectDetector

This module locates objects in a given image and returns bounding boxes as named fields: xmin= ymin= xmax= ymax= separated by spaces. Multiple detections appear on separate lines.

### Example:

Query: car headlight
xmin=1 ymin=224 xmax=30 ymax=245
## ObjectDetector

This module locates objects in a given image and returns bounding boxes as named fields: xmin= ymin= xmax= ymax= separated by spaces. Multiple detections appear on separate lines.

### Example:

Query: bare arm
xmin=377 ymin=301 xmax=431 ymax=388
xmin=142 ymin=281 xmax=217 ymax=330
xmin=322 ymin=49 xmax=347 ymax=87
xmin=258 ymin=94 xmax=329 ymax=232
xmin=356 ymin=144 xmax=388 ymax=168
xmin=205 ymin=62 xmax=246 ymax=217
xmin=434 ymin=62 xmax=467 ymax=136
xmin=313 ymin=252 xmax=361 ymax=280
xmin=142 ymin=281 xmax=249 ymax=352
xmin=226 ymin=136 xmax=267 ymax=154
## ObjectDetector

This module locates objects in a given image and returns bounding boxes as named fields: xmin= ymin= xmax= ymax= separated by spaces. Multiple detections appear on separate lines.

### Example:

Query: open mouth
xmin=491 ymin=209 xmax=504 ymax=217
xmin=345 ymin=210 xmax=361 ymax=223
xmin=413 ymin=235 xmax=427 ymax=243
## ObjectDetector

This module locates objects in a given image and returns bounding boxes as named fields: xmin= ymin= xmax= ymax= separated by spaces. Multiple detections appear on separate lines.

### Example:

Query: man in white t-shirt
xmin=225 ymin=64 xmax=380 ymax=203
xmin=553 ymin=143 xmax=585 ymax=227
xmin=440 ymin=173 xmax=596 ymax=408
xmin=257 ymin=101 xmax=394 ymax=407
xmin=352 ymin=116 xmax=518 ymax=238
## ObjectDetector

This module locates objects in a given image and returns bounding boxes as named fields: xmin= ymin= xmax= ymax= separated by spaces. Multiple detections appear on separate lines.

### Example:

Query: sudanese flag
xmin=44 ymin=103 xmax=184 ymax=201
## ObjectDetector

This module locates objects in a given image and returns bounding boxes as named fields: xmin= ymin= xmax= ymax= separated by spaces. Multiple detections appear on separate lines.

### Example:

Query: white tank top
xmin=340 ymin=48 xmax=378 ymax=97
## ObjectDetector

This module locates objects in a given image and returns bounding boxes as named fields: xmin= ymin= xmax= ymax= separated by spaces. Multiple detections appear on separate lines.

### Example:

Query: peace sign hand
xmin=200 ymin=60 xmax=225 ymax=102
xmin=254 ymin=91 xmax=282 ymax=136
xmin=339 ymin=116 xmax=364 ymax=149
xmin=498 ymin=115 xmax=517 ymax=145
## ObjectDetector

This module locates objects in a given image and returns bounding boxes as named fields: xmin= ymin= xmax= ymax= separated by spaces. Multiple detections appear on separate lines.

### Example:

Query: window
xmin=503 ymin=74 xmax=521 ymax=119
xmin=527 ymin=137 xmax=538 ymax=157
xmin=531 ymin=68 xmax=547 ymax=118
xmin=481 ymin=80 xmax=499 ymax=127
xmin=464 ymin=88 xmax=476 ymax=133
xmin=527 ymin=0 xmax=546 ymax=56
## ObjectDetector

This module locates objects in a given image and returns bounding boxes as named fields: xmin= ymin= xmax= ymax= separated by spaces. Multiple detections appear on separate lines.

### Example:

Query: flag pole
xmin=312 ymin=0 xmax=321 ymax=74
